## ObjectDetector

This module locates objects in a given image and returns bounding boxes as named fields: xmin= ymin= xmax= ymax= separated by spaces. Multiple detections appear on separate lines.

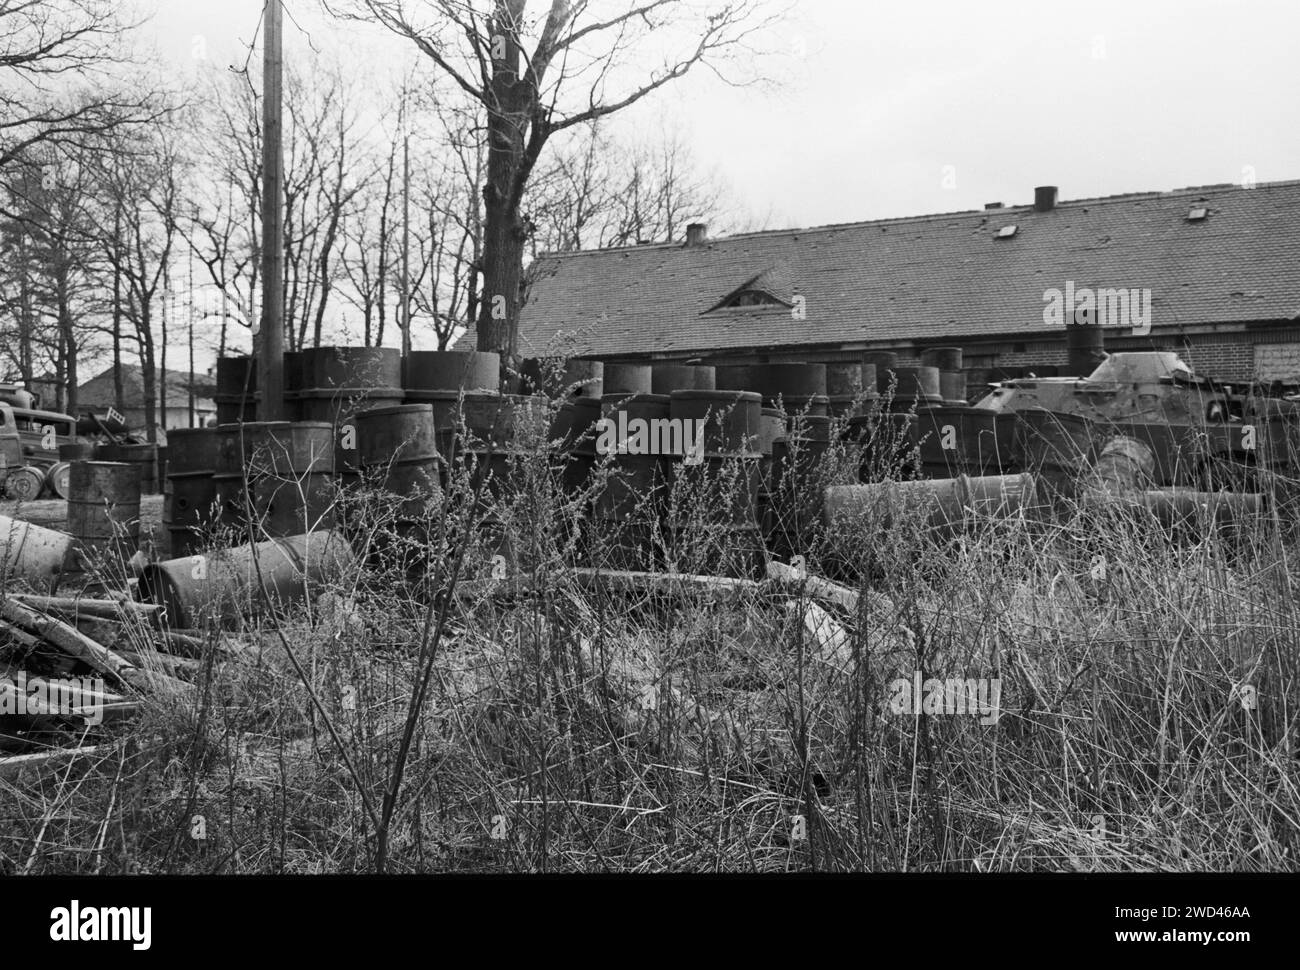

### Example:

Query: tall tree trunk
xmin=112 ymin=210 xmax=124 ymax=411
xmin=139 ymin=304 xmax=157 ymax=444
xmin=57 ymin=268 xmax=77 ymax=414
xmin=160 ymin=263 xmax=168 ymax=433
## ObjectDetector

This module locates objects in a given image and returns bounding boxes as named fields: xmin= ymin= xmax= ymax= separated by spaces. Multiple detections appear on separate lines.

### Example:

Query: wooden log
xmin=766 ymin=561 xmax=860 ymax=613
xmin=456 ymin=568 xmax=765 ymax=603
xmin=114 ymin=648 xmax=201 ymax=679
xmin=0 ymin=598 xmax=190 ymax=695
xmin=12 ymin=595 xmax=162 ymax=620
xmin=0 ymin=745 xmax=104 ymax=780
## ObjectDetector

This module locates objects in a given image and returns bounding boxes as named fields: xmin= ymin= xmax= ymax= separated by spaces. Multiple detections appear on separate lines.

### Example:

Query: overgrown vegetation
xmin=4 ymin=393 xmax=1298 ymax=873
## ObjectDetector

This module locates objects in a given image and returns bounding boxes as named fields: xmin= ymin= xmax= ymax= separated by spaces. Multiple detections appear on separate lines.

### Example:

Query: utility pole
xmin=187 ymin=245 xmax=196 ymax=428
xmin=401 ymin=131 xmax=411 ymax=357
xmin=258 ymin=0 xmax=285 ymax=421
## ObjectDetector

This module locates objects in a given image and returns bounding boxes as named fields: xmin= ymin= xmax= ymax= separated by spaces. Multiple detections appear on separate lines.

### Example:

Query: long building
xmin=476 ymin=179 xmax=1300 ymax=386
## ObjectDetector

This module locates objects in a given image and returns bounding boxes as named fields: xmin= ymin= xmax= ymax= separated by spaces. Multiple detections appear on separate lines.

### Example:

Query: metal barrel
xmin=846 ymin=412 xmax=920 ymax=481
xmin=96 ymin=442 xmax=158 ymax=494
xmin=939 ymin=370 xmax=968 ymax=404
xmin=757 ymin=407 xmax=787 ymax=457
xmin=404 ymin=350 xmax=501 ymax=397
xmin=594 ymin=394 xmax=672 ymax=520
xmin=824 ymin=473 xmax=1036 ymax=540
xmin=355 ymin=404 xmax=441 ymax=518
xmin=768 ymin=414 xmax=834 ymax=557
xmin=355 ymin=404 xmax=438 ymax=466
xmin=520 ymin=357 xmax=604 ymax=399
xmin=163 ymin=429 xmax=220 ymax=550
xmin=551 ymin=397 xmax=603 ymax=497
xmin=1102 ymin=420 xmax=1197 ymax=488
xmin=1079 ymin=488 xmax=1266 ymax=531
xmin=664 ymin=390 xmax=765 ymax=576
xmin=878 ymin=365 xmax=943 ymax=409
xmin=1086 ymin=435 xmax=1156 ymax=493
xmin=298 ymin=347 xmax=405 ymax=482
xmin=66 ymin=461 xmax=141 ymax=568
xmin=667 ymin=390 xmax=761 ymax=455
xmin=916 ymin=406 xmax=1018 ymax=478
xmin=164 ymin=427 xmax=219 ymax=476
xmin=863 ymin=351 xmax=900 ymax=373
xmin=46 ymin=462 xmax=72 ymax=500
xmin=58 ymin=442 xmax=95 ymax=461
xmin=282 ymin=350 xmax=304 ymax=421
xmin=651 ymin=363 xmax=716 ymax=394
xmin=825 ymin=361 xmax=865 ymax=396
xmin=213 ymin=421 xmax=335 ymax=537
xmin=714 ymin=364 xmax=761 ymax=392
xmin=920 ymin=347 xmax=964 ymax=371
xmin=215 ymin=356 xmax=257 ymax=424
xmin=300 ymin=346 xmax=403 ymax=395
xmin=774 ymin=394 xmax=830 ymax=417
xmin=137 ymin=530 xmax=355 ymax=630
xmin=1065 ymin=322 xmax=1106 ymax=376
xmin=0 ymin=513 xmax=72 ymax=591
xmin=761 ymin=363 xmax=827 ymax=398
xmin=601 ymin=363 xmax=653 ymax=395
xmin=446 ymin=393 xmax=550 ymax=502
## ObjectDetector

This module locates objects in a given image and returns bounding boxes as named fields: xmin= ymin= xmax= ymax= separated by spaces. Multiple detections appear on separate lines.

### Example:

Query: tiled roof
xmin=75 ymin=365 xmax=217 ymax=409
xmin=472 ymin=180 xmax=1300 ymax=357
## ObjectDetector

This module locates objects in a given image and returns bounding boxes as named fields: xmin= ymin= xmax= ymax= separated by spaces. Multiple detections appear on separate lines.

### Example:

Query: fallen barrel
xmin=824 ymin=473 xmax=1037 ymax=540
xmin=0 ymin=513 xmax=73 ymax=592
xmin=137 ymin=530 xmax=356 ymax=630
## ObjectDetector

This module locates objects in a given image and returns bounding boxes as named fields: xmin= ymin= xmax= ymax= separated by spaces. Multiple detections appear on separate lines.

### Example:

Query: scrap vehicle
xmin=0 ymin=384 xmax=81 ymax=500
xmin=916 ymin=351 xmax=1297 ymax=490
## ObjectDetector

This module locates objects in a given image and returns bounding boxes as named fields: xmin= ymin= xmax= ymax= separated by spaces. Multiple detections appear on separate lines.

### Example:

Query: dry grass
xmin=3 ymin=407 xmax=1299 ymax=873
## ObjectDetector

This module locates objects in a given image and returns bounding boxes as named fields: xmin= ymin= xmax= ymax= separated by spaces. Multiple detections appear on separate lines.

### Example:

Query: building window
xmin=723 ymin=289 xmax=783 ymax=308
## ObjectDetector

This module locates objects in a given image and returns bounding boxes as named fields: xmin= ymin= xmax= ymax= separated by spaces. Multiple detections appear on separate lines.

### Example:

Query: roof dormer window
xmin=723 ymin=289 xmax=784 ymax=308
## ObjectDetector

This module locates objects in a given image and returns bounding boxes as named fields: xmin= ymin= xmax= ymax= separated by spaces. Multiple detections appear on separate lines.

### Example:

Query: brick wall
xmin=697 ymin=322 xmax=1300 ymax=385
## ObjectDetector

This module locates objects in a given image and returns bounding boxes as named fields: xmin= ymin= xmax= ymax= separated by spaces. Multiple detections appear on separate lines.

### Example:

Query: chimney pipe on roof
xmin=1034 ymin=186 xmax=1059 ymax=212
xmin=685 ymin=223 xmax=707 ymax=247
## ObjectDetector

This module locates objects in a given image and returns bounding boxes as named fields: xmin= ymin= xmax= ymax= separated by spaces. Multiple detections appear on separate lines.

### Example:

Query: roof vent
xmin=996 ymin=225 xmax=1018 ymax=239
xmin=1034 ymin=186 xmax=1059 ymax=212
xmin=685 ymin=223 xmax=708 ymax=247
xmin=984 ymin=202 xmax=1004 ymax=210
xmin=1187 ymin=206 xmax=1208 ymax=221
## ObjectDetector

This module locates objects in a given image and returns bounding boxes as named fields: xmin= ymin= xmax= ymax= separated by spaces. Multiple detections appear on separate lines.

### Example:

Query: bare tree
xmin=335 ymin=0 xmax=779 ymax=379
xmin=0 ymin=0 xmax=160 ymax=170
xmin=90 ymin=127 xmax=182 ymax=442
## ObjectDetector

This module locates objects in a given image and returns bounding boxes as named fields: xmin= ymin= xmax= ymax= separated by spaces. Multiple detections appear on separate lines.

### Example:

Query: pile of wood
xmin=0 ymin=592 xmax=216 ymax=779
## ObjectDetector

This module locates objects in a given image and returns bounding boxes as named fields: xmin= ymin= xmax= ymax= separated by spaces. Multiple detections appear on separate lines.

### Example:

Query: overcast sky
xmin=148 ymin=0 xmax=1298 ymax=231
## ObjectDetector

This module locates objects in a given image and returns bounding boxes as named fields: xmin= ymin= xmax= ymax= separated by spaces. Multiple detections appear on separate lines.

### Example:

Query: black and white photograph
xmin=0 ymin=0 xmax=1295 ymax=945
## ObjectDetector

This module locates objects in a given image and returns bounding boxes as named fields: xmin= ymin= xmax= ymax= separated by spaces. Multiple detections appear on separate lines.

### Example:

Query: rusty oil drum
xmin=66 ymin=461 xmax=141 ymax=570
